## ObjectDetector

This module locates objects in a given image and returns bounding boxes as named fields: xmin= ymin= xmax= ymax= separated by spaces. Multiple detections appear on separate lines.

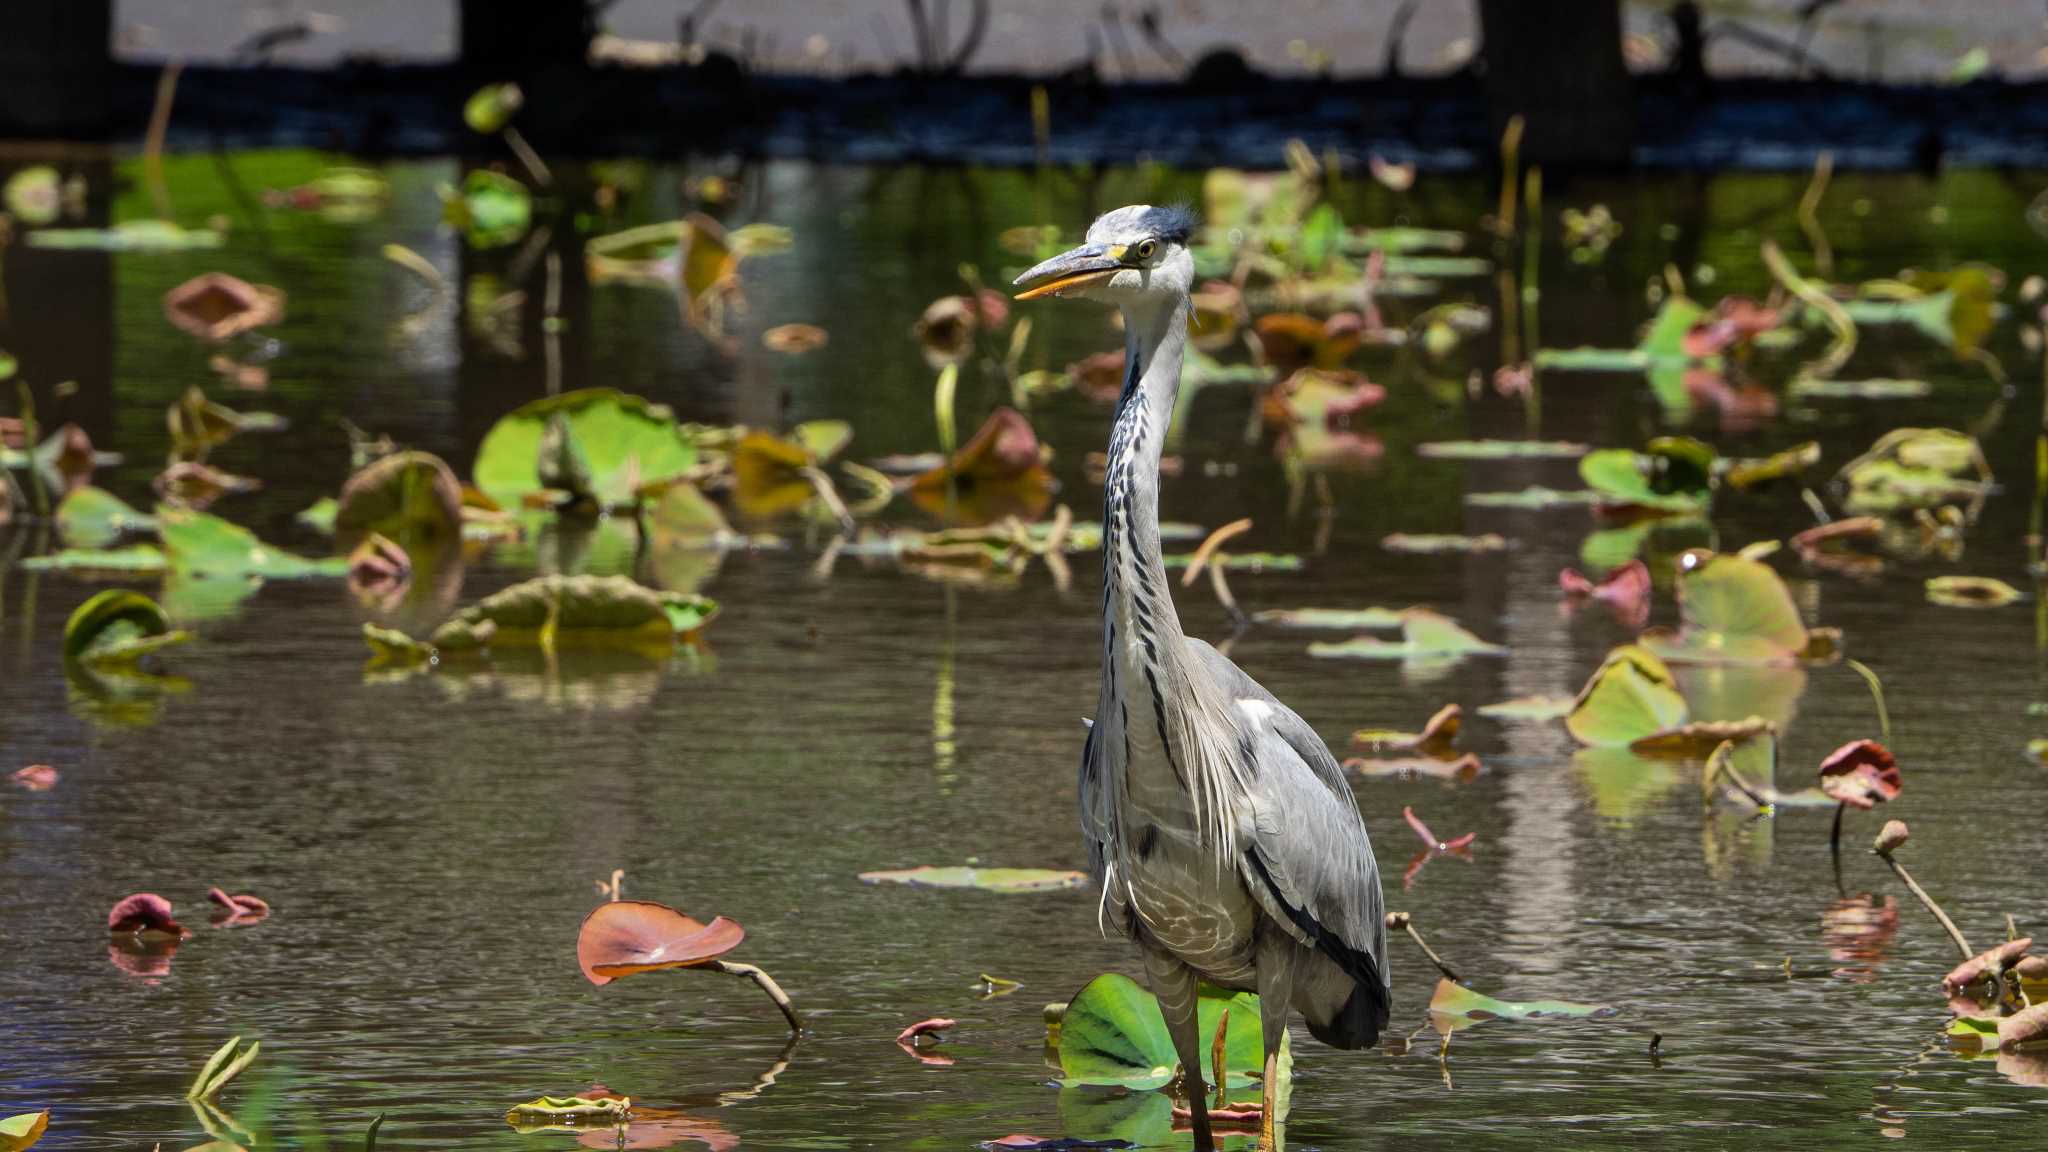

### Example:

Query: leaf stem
xmin=712 ymin=960 xmax=804 ymax=1033
xmin=1877 ymin=854 xmax=1972 ymax=961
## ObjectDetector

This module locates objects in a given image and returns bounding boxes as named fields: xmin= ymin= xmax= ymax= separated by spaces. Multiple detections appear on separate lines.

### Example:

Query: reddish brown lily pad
xmin=1559 ymin=559 xmax=1651 ymax=628
xmin=108 ymin=893 xmax=187 ymax=938
xmin=163 ymin=273 xmax=284 ymax=342
xmin=206 ymin=887 xmax=271 ymax=927
xmin=1943 ymin=938 xmax=2033 ymax=994
xmin=1817 ymin=740 xmax=1901 ymax=810
xmin=2002 ymin=1003 xmax=2048 ymax=1049
xmin=896 ymin=1017 xmax=956 ymax=1044
xmin=577 ymin=900 xmax=744 ymax=986
xmin=10 ymin=765 xmax=58 ymax=791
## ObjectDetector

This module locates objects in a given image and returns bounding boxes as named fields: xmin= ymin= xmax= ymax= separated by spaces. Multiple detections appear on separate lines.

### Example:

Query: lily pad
xmin=1162 ymin=552 xmax=1303 ymax=573
xmin=27 ymin=220 xmax=224 ymax=251
xmin=1579 ymin=444 xmax=1712 ymax=515
xmin=1817 ymin=740 xmax=1901 ymax=809
xmin=160 ymin=506 xmax=347 ymax=579
xmin=1416 ymin=439 xmax=1589 ymax=460
xmin=20 ymin=544 xmax=169 ymax=577
xmin=1252 ymin=606 xmax=1405 ymax=630
xmin=1477 ymin=694 xmax=1576 ymax=721
xmin=473 ymin=389 xmax=697 ymax=509
xmin=426 ymin=574 xmax=715 ymax=651
xmin=1353 ymin=703 xmax=1462 ymax=754
xmin=1725 ymin=441 xmax=1821 ymax=491
xmin=463 ymin=82 xmax=523 ymax=134
xmin=1307 ymin=612 xmax=1506 ymax=660
xmin=1641 ymin=550 xmax=1809 ymax=665
xmin=336 ymin=451 xmax=464 ymax=544
xmin=1926 ymin=576 xmax=2021 ymax=608
xmin=63 ymin=590 xmax=190 ymax=666
xmin=1382 ymin=532 xmax=1506 ymax=555
xmin=0 ymin=1112 xmax=49 ymax=1152
xmin=1465 ymin=487 xmax=1602 ymax=510
xmin=1567 ymin=646 xmax=1688 ymax=747
xmin=55 ymin=486 xmax=155 ymax=548
xmin=576 ymin=900 xmax=745 ymax=985
xmin=441 ymin=169 xmax=531 ymax=249
xmin=1056 ymin=972 xmax=1276 ymax=1090
xmin=1789 ymin=377 xmax=1931 ymax=400
xmin=3 ymin=166 xmax=59 ymax=224
xmin=859 ymin=866 xmax=1087 ymax=893
xmin=1427 ymin=977 xmax=1615 ymax=1035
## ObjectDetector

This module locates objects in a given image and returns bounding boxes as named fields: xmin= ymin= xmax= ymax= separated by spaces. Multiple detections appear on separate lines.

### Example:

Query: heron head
xmin=1012 ymin=204 xmax=1198 ymax=309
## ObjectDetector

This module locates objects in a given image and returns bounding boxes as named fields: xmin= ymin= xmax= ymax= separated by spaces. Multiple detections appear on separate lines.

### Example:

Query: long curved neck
xmin=1101 ymin=297 xmax=1188 ymax=702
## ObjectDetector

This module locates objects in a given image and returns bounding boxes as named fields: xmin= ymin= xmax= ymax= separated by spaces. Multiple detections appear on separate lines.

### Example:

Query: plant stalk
xmin=712 ymin=960 xmax=804 ymax=1033
xmin=1877 ymin=855 xmax=1972 ymax=961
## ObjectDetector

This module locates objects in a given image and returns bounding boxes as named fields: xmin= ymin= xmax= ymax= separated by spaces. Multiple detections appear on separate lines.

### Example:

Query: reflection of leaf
xmin=1428 ymin=977 xmax=1615 ymax=1035
xmin=857 ymin=866 xmax=1087 ymax=893
xmin=1056 ymin=972 xmax=1277 ymax=1090
xmin=1572 ymin=746 xmax=1681 ymax=822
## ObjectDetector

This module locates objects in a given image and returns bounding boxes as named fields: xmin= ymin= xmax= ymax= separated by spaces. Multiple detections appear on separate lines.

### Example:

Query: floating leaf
xmin=162 ymin=273 xmax=284 ymax=342
xmin=1790 ymin=377 xmax=1931 ymax=400
xmin=1579 ymin=445 xmax=1711 ymax=514
xmin=1425 ymin=436 xmax=1581 ymax=459
xmin=907 ymin=407 xmax=1055 ymax=525
xmin=426 ymin=574 xmax=715 ymax=651
xmin=1838 ymin=427 xmax=1987 ymax=514
xmin=443 ymin=169 xmax=531 ymax=248
xmin=1465 ymin=487 xmax=1601 ymax=510
xmin=859 ymin=866 xmax=1087 ymax=893
xmin=1560 ymin=559 xmax=1651 ymax=627
xmin=1353 ymin=704 xmax=1461 ymax=754
xmin=1942 ymin=939 xmax=2032 ymax=996
xmin=0 ymin=1112 xmax=48 ymax=1152
xmin=577 ymin=900 xmax=745 ymax=985
xmin=55 ymin=486 xmax=154 ymax=548
xmin=63 ymin=590 xmax=190 ymax=666
xmin=1926 ymin=576 xmax=2021 ymax=608
xmin=108 ymin=893 xmax=185 ymax=937
xmin=1641 ymin=550 xmax=1809 ymax=664
xmin=1628 ymin=716 xmax=1772 ymax=758
xmin=27 ymin=220 xmax=224 ymax=251
xmin=3 ymin=165 xmax=60 ymax=224
xmin=1477 ymin=695 xmax=1575 ymax=721
xmin=504 ymin=1095 xmax=631 ymax=1126
xmin=1307 ymin=611 xmax=1506 ymax=661
xmin=763 ymin=323 xmax=828 ymax=354
xmin=1252 ymin=606 xmax=1405 ymax=630
xmin=1567 ymin=645 xmax=1688 ymax=747
xmin=1427 ymin=977 xmax=1615 ymax=1035
xmin=160 ymin=506 xmax=347 ymax=579
xmin=1817 ymin=740 xmax=1901 ymax=810
xmin=474 ymin=389 xmax=697 ymax=509
xmin=19 ymin=544 xmax=169 ymax=577
xmin=1055 ymin=972 xmax=1276 ymax=1090
xmin=1725 ymin=441 xmax=1820 ymax=491
xmin=463 ymin=81 xmax=523 ymax=134
xmin=1382 ymin=532 xmax=1506 ymax=555
xmin=336 ymin=451 xmax=464 ymax=544
xmin=1163 ymin=552 xmax=1303 ymax=573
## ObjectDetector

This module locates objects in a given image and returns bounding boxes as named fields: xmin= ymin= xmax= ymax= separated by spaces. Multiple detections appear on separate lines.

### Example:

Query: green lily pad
xmin=1307 ymin=611 xmax=1506 ymax=660
xmin=1252 ymin=606 xmax=1406 ymax=630
xmin=463 ymin=82 xmax=523 ymax=134
xmin=363 ymin=623 xmax=434 ymax=668
xmin=1841 ymin=459 xmax=1986 ymax=514
xmin=3 ymin=166 xmax=59 ymax=225
xmin=1428 ymin=977 xmax=1615 ymax=1034
xmin=1788 ymin=377 xmax=1931 ymax=400
xmin=1580 ymin=444 xmax=1712 ymax=514
xmin=426 ymin=573 xmax=716 ymax=651
xmin=1383 ymin=532 xmax=1507 ymax=554
xmin=1419 ymin=439 xmax=1588 ymax=460
xmin=1533 ymin=345 xmax=1651 ymax=372
xmin=1056 ymin=972 xmax=1278 ymax=1090
xmin=20 ymin=544 xmax=169 ymax=577
xmin=1477 ymin=694 xmax=1576 ymax=721
xmin=63 ymin=589 xmax=190 ymax=666
xmin=55 ymin=486 xmax=155 ymax=548
xmin=26 ymin=220 xmax=224 ymax=251
xmin=1841 ymin=268 xmax=1996 ymax=354
xmin=1346 ymin=227 xmax=1466 ymax=254
xmin=335 ymin=450 xmax=464 ymax=544
xmin=1567 ymin=645 xmax=1689 ymax=747
xmin=857 ymin=866 xmax=1088 ymax=893
xmin=1383 ymin=255 xmax=1492 ymax=278
xmin=0 ymin=1110 xmax=49 ymax=1152
xmin=474 ymin=388 xmax=697 ymax=509
xmin=1640 ymin=551 xmax=1809 ymax=664
xmin=1161 ymin=552 xmax=1304 ymax=573
xmin=1464 ymin=487 xmax=1602 ymax=510
xmin=160 ymin=507 xmax=347 ymax=579
xmin=297 ymin=497 xmax=339 ymax=534
xmin=1537 ymin=295 xmax=1707 ymax=375
xmin=441 ymin=169 xmax=531 ymax=249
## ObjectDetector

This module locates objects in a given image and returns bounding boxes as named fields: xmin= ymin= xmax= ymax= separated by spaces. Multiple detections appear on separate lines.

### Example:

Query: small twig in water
xmin=1181 ymin=518 xmax=1252 ymax=587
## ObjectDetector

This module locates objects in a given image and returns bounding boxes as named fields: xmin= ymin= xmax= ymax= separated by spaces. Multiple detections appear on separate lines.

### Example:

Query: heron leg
xmin=1255 ymin=951 xmax=1294 ymax=1152
xmin=1145 ymin=951 xmax=1214 ymax=1152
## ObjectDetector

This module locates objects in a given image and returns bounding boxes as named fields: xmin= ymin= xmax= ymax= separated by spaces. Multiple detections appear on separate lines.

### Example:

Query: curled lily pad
xmin=1427 ymin=977 xmax=1615 ymax=1035
xmin=505 ymin=1095 xmax=630 ymax=1126
xmin=907 ymin=407 xmax=1055 ymax=525
xmin=56 ymin=485 xmax=154 ymax=548
xmin=63 ymin=590 xmax=190 ymax=666
xmin=1566 ymin=645 xmax=1688 ymax=747
xmin=108 ymin=893 xmax=186 ymax=937
xmin=474 ymin=389 xmax=697 ymax=509
xmin=1837 ymin=428 xmax=1988 ymax=515
xmin=2000 ymin=1003 xmax=2048 ymax=1050
xmin=1579 ymin=441 xmax=1713 ymax=515
xmin=1307 ymin=612 xmax=1506 ymax=662
xmin=1252 ymin=606 xmax=1404 ymax=630
xmin=1943 ymin=938 xmax=2032 ymax=995
xmin=576 ymin=900 xmax=745 ymax=985
xmin=859 ymin=866 xmax=1087 ymax=893
xmin=1926 ymin=576 xmax=2021 ymax=608
xmin=1725 ymin=441 xmax=1820 ymax=491
xmin=167 ymin=385 xmax=286 ymax=456
xmin=0 ymin=1111 xmax=48 ymax=1152
xmin=1353 ymin=704 xmax=1461 ymax=754
xmin=1560 ymin=559 xmax=1651 ymax=627
xmin=763 ymin=323 xmax=828 ymax=354
xmin=1628 ymin=716 xmax=1772 ymax=758
xmin=336 ymin=451 xmax=464 ymax=543
xmin=1641 ymin=550 xmax=1810 ymax=665
xmin=1818 ymin=740 xmax=1901 ymax=809
xmin=1055 ymin=972 xmax=1276 ymax=1090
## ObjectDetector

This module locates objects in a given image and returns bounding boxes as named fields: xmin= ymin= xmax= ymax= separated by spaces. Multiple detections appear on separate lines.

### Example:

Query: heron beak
xmin=1013 ymin=243 xmax=1123 ymax=300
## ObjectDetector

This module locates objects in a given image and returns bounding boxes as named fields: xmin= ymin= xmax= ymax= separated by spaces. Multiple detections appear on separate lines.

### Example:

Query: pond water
xmin=3 ymin=151 xmax=2047 ymax=1150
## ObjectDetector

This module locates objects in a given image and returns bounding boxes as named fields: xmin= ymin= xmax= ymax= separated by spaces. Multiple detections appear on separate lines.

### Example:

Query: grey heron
xmin=1014 ymin=205 xmax=1391 ymax=1151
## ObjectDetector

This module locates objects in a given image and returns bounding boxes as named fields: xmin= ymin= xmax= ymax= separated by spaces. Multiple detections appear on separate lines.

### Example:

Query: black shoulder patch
xmin=1139 ymin=203 xmax=1199 ymax=244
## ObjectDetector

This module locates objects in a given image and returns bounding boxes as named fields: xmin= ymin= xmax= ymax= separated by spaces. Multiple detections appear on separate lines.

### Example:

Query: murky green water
xmin=4 ymin=150 xmax=2048 ymax=1149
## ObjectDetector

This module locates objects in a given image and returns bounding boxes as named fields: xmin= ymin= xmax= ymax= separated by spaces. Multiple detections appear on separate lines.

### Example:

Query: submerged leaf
xmin=859 ymin=866 xmax=1087 ymax=893
xmin=576 ymin=900 xmax=745 ymax=985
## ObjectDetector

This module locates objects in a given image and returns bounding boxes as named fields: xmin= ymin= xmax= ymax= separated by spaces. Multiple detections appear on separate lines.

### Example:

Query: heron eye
xmin=1135 ymin=239 xmax=1158 ymax=260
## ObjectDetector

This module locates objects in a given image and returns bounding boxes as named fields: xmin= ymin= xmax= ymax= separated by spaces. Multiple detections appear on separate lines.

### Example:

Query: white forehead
xmin=1085 ymin=204 xmax=1160 ymax=244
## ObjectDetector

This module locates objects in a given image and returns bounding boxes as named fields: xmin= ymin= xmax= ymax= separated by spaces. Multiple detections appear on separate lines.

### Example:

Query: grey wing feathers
xmin=1182 ymin=639 xmax=1392 ymax=1020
